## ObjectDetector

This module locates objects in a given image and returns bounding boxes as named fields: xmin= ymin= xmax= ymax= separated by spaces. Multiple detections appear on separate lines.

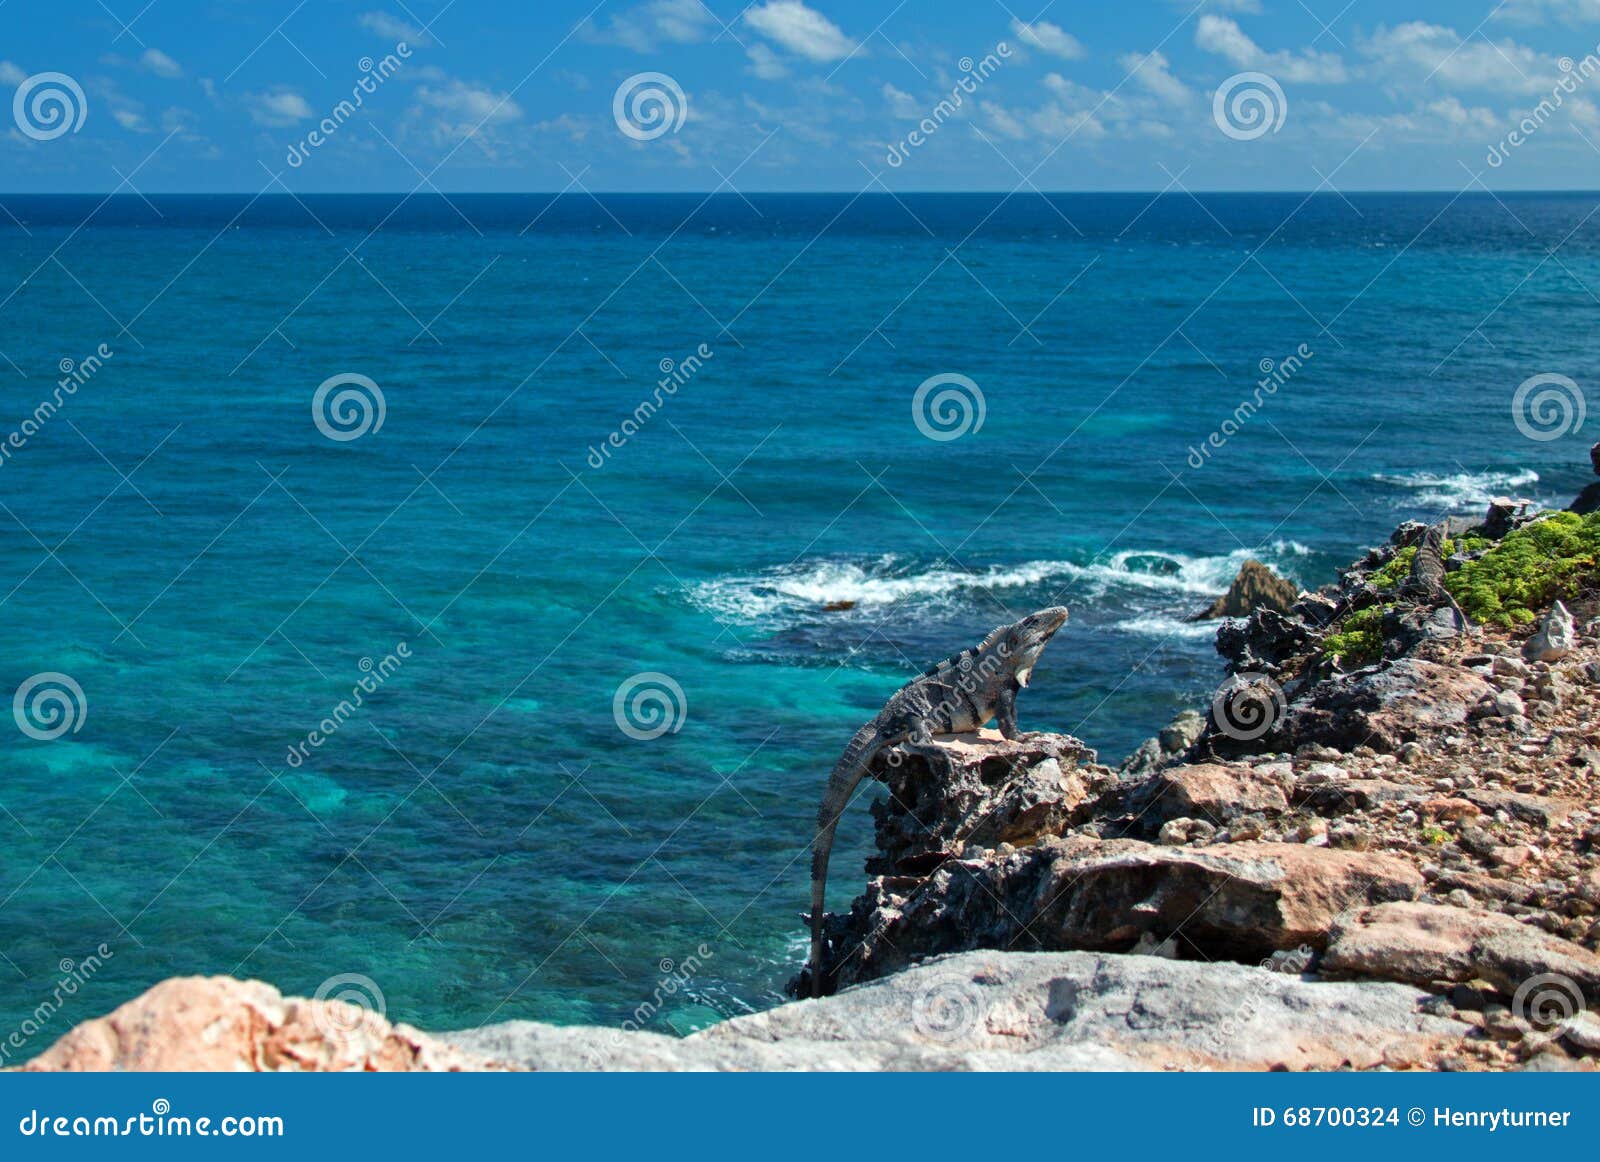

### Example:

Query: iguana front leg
xmin=995 ymin=684 xmax=1020 ymax=740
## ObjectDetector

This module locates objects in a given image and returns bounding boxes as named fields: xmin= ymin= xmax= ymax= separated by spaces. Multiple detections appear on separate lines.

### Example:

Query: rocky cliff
xmin=16 ymin=502 xmax=1600 ymax=1071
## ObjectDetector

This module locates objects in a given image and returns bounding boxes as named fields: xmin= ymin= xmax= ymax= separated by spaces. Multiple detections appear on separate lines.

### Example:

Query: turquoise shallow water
xmin=0 ymin=192 xmax=1595 ymax=1041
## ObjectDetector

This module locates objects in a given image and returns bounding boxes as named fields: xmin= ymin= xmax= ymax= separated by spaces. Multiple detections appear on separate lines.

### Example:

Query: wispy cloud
xmin=583 ymin=0 xmax=718 ymax=52
xmin=1195 ymin=15 xmax=1347 ymax=84
xmin=1359 ymin=22 xmax=1552 ymax=95
xmin=745 ymin=1 xmax=857 ymax=63
xmin=140 ymin=48 xmax=182 ymax=78
xmin=246 ymin=89 xmax=314 ymax=127
xmin=1009 ymin=19 xmax=1085 ymax=61
xmin=359 ymin=10 xmax=431 ymax=45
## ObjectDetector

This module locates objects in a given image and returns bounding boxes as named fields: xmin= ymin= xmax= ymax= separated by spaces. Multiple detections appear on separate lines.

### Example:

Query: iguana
xmin=1405 ymin=523 xmax=1470 ymax=632
xmin=806 ymin=606 xmax=1069 ymax=997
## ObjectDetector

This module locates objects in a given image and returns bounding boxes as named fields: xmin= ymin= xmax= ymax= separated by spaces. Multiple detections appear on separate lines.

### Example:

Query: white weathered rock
xmin=445 ymin=951 xmax=1469 ymax=1072
xmin=1525 ymin=601 xmax=1576 ymax=663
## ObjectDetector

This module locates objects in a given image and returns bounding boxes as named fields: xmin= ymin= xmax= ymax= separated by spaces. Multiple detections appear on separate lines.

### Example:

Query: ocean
xmin=0 ymin=191 xmax=1592 ymax=1040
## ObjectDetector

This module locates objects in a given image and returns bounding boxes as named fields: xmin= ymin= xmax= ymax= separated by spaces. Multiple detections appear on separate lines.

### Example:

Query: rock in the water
xmin=20 ymin=977 xmax=497 ymax=1072
xmin=1195 ymin=559 xmax=1299 ymax=621
xmin=1524 ymin=600 xmax=1575 ymax=663
xmin=450 ymin=951 xmax=1470 ymax=1072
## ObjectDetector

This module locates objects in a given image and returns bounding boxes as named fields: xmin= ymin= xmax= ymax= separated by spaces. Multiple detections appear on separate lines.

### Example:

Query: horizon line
xmin=3 ymin=188 xmax=1600 ymax=198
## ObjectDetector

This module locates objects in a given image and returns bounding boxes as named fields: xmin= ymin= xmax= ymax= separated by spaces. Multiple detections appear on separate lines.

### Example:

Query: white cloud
xmin=416 ymin=80 xmax=523 ymax=123
xmin=359 ymin=11 xmax=430 ymax=44
xmin=113 ymin=108 xmax=147 ymax=130
xmin=882 ymin=82 xmax=918 ymax=118
xmin=583 ymin=0 xmax=716 ymax=51
xmin=1494 ymin=0 xmax=1600 ymax=22
xmin=745 ymin=43 xmax=788 ymax=80
xmin=1359 ymin=23 xmax=1549 ymax=95
xmin=1195 ymin=15 xmax=1347 ymax=84
xmin=246 ymin=89 xmax=314 ymax=127
xmin=745 ymin=1 xmax=856 ymax=63
xmin=0 ymin=60 xmax=25 ymax=85
xmin=1119 ymin=50 xmax=1190 ymax=105
xmin=140 ymin=48 xmax=182 ymax=78
xmin=979 ymin=101 xmax=1028 ymax=140
xmin=1009 ymin=19 xmax=1085 ymax=60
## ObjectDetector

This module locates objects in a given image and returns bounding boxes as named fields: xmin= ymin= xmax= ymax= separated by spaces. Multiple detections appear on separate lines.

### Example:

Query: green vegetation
xmin=1420 ymin=824 xmax=1449 ymax=845
xmin=1321 ymin=605 xmax=1386 ymax=666
xmin=1444 ymin=511 xmax=1600 ymax=627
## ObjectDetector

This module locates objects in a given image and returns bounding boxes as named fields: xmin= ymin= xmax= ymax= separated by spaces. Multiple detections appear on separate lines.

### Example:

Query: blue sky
xmin=4 ymin=0 xmax=1600 ymax=191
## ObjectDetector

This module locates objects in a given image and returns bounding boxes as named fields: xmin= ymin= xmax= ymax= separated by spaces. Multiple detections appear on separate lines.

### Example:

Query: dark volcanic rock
xmin=1194 ymin=559 xmax=1300 ymax=621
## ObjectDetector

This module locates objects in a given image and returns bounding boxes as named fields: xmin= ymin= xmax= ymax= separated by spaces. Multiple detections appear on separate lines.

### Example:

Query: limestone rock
xmin=449 ymin=951 xmax=1470 ymax=1072
xmin=20 ymin=977 xmax=498 ymax=1072
xmin=1325 ymin=902 xmax=1600 ymax=999
xmin=1524 ymin=600 xmax=1576 ymax=663
xmin=817 ymin=837 xmax=1421 ymax=993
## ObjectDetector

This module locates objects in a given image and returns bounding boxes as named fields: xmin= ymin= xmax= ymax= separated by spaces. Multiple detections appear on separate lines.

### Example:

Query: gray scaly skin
xmin=806 ymin=606 xmax=1069 ymax=997
xmin=1405 ymin=523 xmax=1470 ymax=631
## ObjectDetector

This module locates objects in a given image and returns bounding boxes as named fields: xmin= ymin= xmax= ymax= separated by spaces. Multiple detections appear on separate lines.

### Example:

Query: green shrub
xmin=1444 ymin=511 xmax=1600 ymax=627
xmin=1322 ymin=605 xmax=1385 ymax=665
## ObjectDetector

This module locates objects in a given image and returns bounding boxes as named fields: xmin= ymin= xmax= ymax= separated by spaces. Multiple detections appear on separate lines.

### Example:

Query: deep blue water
xmin=0 ymin=192 xmax=1595 ymax=1042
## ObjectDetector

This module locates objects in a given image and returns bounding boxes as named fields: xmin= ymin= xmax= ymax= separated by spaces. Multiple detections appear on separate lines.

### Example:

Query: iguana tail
xmin=809 ymin=722 xmax=885 ymax=998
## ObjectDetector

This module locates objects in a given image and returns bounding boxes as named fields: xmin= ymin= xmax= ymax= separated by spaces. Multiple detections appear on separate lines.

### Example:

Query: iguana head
xmin=1007 ymin=605 xmax=1069 ymax=686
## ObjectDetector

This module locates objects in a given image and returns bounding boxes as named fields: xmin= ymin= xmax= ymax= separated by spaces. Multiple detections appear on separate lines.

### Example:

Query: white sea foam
xmin=689 ymin=542 xmax=1313 ymax=623
xmin=1111 ymin=613 xmax=1225 ymax=639
xmin=1372 ymin=468 xmax=1540 ymax=511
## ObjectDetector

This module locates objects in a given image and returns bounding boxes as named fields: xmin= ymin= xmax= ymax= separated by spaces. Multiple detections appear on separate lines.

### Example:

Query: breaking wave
xmin=688 ymin=543 xmax=1313 ymax=625
xmin=1372 ymin=468 xmax=1540 ymax=511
